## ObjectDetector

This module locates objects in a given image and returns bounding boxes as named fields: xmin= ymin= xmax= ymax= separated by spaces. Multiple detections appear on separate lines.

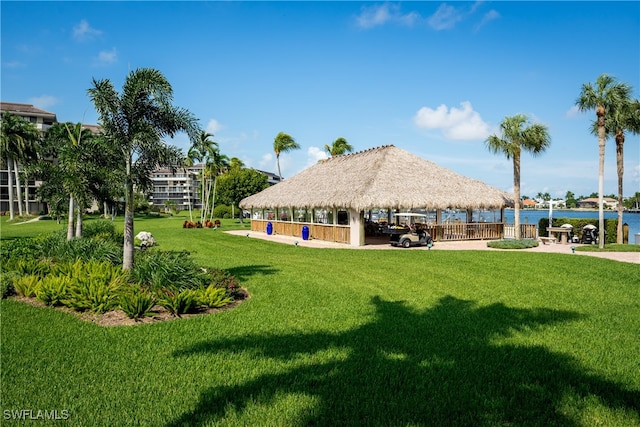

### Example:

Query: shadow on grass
xmin=169 ymin=296 xmax=639 ymax=426
xmin=227 ymin=264 xmax=280 ymax=282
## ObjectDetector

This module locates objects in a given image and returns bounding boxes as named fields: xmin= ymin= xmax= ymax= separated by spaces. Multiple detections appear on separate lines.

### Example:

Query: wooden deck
xmin=250 ymin=219 xmax=537 ymax=245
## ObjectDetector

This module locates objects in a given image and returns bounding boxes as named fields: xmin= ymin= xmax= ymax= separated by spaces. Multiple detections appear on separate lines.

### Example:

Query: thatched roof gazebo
xmin=240 ymin=145 xmax=515 ymax=246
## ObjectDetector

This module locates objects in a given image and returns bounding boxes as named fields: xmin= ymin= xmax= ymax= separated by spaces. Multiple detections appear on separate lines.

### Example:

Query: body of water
xmin=503 ymin=209 xmax=639 ymax=244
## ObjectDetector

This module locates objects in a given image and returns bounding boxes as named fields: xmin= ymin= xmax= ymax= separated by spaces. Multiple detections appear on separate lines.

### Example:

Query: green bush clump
xmin=487 ymin=239 xmax=539 ymax=249
xmin=66 ymin=278 xmax=122 ymax=314
xmin=120 ymin=285 xmax=156 ymax=320
xmin=157 ymin=289 xmax=199 ymax=317
xmin=213 ymin=204 xmax=232 ymax=219
xmin=196 ymin=285 xmax=233 ymax=308
xmin=132 ymin=250 xmax=208 ymax=292
xmin=207 ymin=268 xmax=243 ymax=299
xmin=13 ymin=275 xmax=41 ymax=297
xmin=0 ymin=236 xmax=47 ymax=261
xmin=36 ymin=276 xmax=71 ymax=306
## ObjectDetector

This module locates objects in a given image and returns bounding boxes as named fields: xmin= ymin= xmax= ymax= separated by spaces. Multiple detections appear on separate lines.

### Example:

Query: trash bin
xmin=302 ymin=225 xmax=309 ymax=240
xmin=266 ymin=222 xmax=273 ymax=235
xmin=635 ymin=233 xmax=640 ymax=245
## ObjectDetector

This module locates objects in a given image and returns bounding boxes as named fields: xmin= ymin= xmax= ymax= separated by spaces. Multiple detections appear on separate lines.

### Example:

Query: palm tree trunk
xmin=513 ymin=151 xmax=521 ymax=240
xmin=209 ymin=176 xmax=217 ymax=222
xmin=103 ymin=201 xmax=108 ymax=219
xmin=597 ymin=110 xmax=606 ymax=249
xmin=276 ymin=154 xmax=282 ymax=181
xmin=6 ymin=158 xmax=15 ymax=220
xmin=615 ymin=131 xmax=624 ymax=244
xmin=67 ymin=195 xmax=75 ymax=241
xmin=123 ymin=164 xmax=135 ymax=270
xmin=75 ymin=204 xmax=83 ymax=238
xmin=13 ymin=161 xmax=24 ymax=217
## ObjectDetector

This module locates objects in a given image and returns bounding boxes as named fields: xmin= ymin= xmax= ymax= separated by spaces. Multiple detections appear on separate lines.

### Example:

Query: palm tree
xmin=576 ymin=74 xmax=632 ymax=248
xmin=0 ymin=112 xmax=40 ymax=219
xmin=324 ymin=137 xmax=353 ymax=157
xmin=88 ymin=68 xmax=199 ymax=270
xmin=605 ymin=99 xmax=640 ymax=243
xmin=190 ymin=131 xmax=221 ymax=222
xmin=486 ymin=114 xmax=551 ymax=240
xmin=273 ymin=132 xmax=299 ymax=181
xmin=229 ymin=157 xmax=245 ymax=171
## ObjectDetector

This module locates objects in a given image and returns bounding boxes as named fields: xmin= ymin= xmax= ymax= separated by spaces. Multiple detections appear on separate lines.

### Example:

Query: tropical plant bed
xmin=486 ymin=239 xmax=539 ymax=249
xmin=8 ymin=290 xmax=248 ymax=327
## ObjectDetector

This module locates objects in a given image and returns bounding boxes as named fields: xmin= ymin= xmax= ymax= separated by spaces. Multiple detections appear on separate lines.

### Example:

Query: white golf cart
xmin=385 ymin=213 xmax=434 ymax=248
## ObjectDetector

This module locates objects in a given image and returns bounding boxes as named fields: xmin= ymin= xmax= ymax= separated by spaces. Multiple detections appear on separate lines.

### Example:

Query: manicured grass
xmin=2 ymin=215 xmax=639 ymax=426
xmin=576 ymin=243 xmax=640 ymax=253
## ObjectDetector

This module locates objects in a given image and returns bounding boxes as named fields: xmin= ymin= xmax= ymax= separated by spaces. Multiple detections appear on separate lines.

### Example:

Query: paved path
xmin=226 ymin=230 xmax=639 ymax=264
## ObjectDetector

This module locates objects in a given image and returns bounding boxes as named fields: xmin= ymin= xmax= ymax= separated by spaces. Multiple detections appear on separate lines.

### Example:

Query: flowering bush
xmin=135 ymin=231 xmax=157 ymax=248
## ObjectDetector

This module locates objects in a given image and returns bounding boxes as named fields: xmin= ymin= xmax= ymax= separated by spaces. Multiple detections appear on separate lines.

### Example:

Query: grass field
xmin=1 ymin=214 xmax=639 ymax=426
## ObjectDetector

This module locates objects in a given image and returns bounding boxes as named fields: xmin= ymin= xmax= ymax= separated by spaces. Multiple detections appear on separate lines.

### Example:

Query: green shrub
xmin=3 ymin=258 xmax=53 ymax=278
xmin=538 ymin=217 xmax=617 ymax=243
xmin=36 ymin=276 xmax=71 ymax=306
xmin=13 ymin=275 xmax=41 ymax=297
xmin=487 ymin=239 xmax=539 ymax=249
xmin=157 ymin=289 xmax=199 ymax=317
xmin=0 ymin=236 xmax=48 ymax=262
xmin=207 ymin=268 xmax=243 ymax=299
xmin=131 ymin=250 xmax=208 ymax=292
xmin=65 ymin=277 xmax=122 ymax=314
xmin=119 ymin=285 xmax=156 ymax=320
xmin=195 ymin=285 xmax=233 ymax=308
xmin=0 ymin=273 xmax=17 ymax=298
xmin=82 ymin=220 xmax=117 ymax=239
xmin=213 ymin=204 xmax=232 ymax=219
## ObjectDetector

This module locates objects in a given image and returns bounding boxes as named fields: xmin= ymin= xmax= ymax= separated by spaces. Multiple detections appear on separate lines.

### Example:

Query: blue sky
xmin=2 ymin=1 xmax=639 ymax=199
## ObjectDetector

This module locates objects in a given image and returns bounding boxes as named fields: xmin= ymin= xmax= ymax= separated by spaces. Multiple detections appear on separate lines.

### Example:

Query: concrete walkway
xmin=226 ymin=230 xmax=639 ymax=264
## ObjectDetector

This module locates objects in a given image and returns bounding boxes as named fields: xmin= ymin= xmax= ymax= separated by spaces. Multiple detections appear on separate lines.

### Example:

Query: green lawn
xmin=2 ymin=214 xmax=639 ymax=426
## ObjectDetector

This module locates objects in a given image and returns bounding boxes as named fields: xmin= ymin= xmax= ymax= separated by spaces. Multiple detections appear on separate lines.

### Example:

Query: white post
xmin=349 ymin=208 xmax=364 ymax=247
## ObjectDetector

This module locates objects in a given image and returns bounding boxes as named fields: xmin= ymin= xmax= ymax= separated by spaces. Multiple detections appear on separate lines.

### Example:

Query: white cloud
xmin=3 ymin=60 xmax=26 ymax=69
xmin=28 ymin=95 xmax=59 ymax=109
xmin=474 ymin=9 xmax=500 ymax=31
xmin=565 ymin=105 xmax=581 ymax=118
xmin=633 ymin=165 xmax=640 ymax=184
xmin=258 ymin=153 xmax=273 ymax=169
xmin=427 ymin=3 xmax=464 ymax=30
xmin=205 ymin=118 xmax=223 ymax=134
xmin=94 ymin=48 xmax=117 ymax=66
xmin=73 ymin=20 xmax=102 ymax=42
xmin=355 ymin=3 xmax=419 ymax=29
xmin=413 ymin=101 xmax=492 ymax=140
xmin=307 ymin=146 xmax=329 ymax=166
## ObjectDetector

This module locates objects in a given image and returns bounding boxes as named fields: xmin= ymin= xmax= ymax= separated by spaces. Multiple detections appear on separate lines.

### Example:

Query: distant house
xmin=522 ymin=199 xmax=537 ymax=209
xmin=576 ymin=197 xmax=618 ymax=209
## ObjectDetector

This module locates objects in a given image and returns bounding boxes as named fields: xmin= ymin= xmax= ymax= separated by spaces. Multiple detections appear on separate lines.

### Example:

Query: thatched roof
xmin=240 ymin=145 xmax=513 ymax=211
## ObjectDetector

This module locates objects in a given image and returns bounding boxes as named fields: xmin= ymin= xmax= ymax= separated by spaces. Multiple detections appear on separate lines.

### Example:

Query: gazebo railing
xmin=250 ymin=219 xmax=350 ymax=244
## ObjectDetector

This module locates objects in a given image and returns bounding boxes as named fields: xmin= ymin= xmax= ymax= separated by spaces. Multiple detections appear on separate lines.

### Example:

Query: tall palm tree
xmin=486 ymin=114 xmax=550 ymax=240
xmin=273 ymin=132 xmax=299 ymax=181
xmin=601 ymin=99 xmax=640 ymax=243
xmin=88 ymin=68 xmax=199 ymax=270
xmin=0 ymin=112 xmax=40 ymax=219
xmin=576 ymin=74 xmax=632 ymax=248
xmin=609 ymin=99 xmax=640 ymax=243
xmin=324 ymin=137 xmax=353 ymax=157
xmin=190 ymin=131 xmax=220 ymax=222
xmin=207 ymin=150 xmax=230 ymax=222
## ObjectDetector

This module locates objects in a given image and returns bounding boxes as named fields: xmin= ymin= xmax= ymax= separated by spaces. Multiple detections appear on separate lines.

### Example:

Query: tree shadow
xmin=168 ymin=296 xmax=639 ymax=426
xmin=226 ymin=264 xmax=280 ymax=282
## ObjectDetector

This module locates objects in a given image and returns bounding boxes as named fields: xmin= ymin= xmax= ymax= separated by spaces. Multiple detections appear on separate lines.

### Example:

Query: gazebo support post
xmin=349 ymin=209 xmax=365 ymax=246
